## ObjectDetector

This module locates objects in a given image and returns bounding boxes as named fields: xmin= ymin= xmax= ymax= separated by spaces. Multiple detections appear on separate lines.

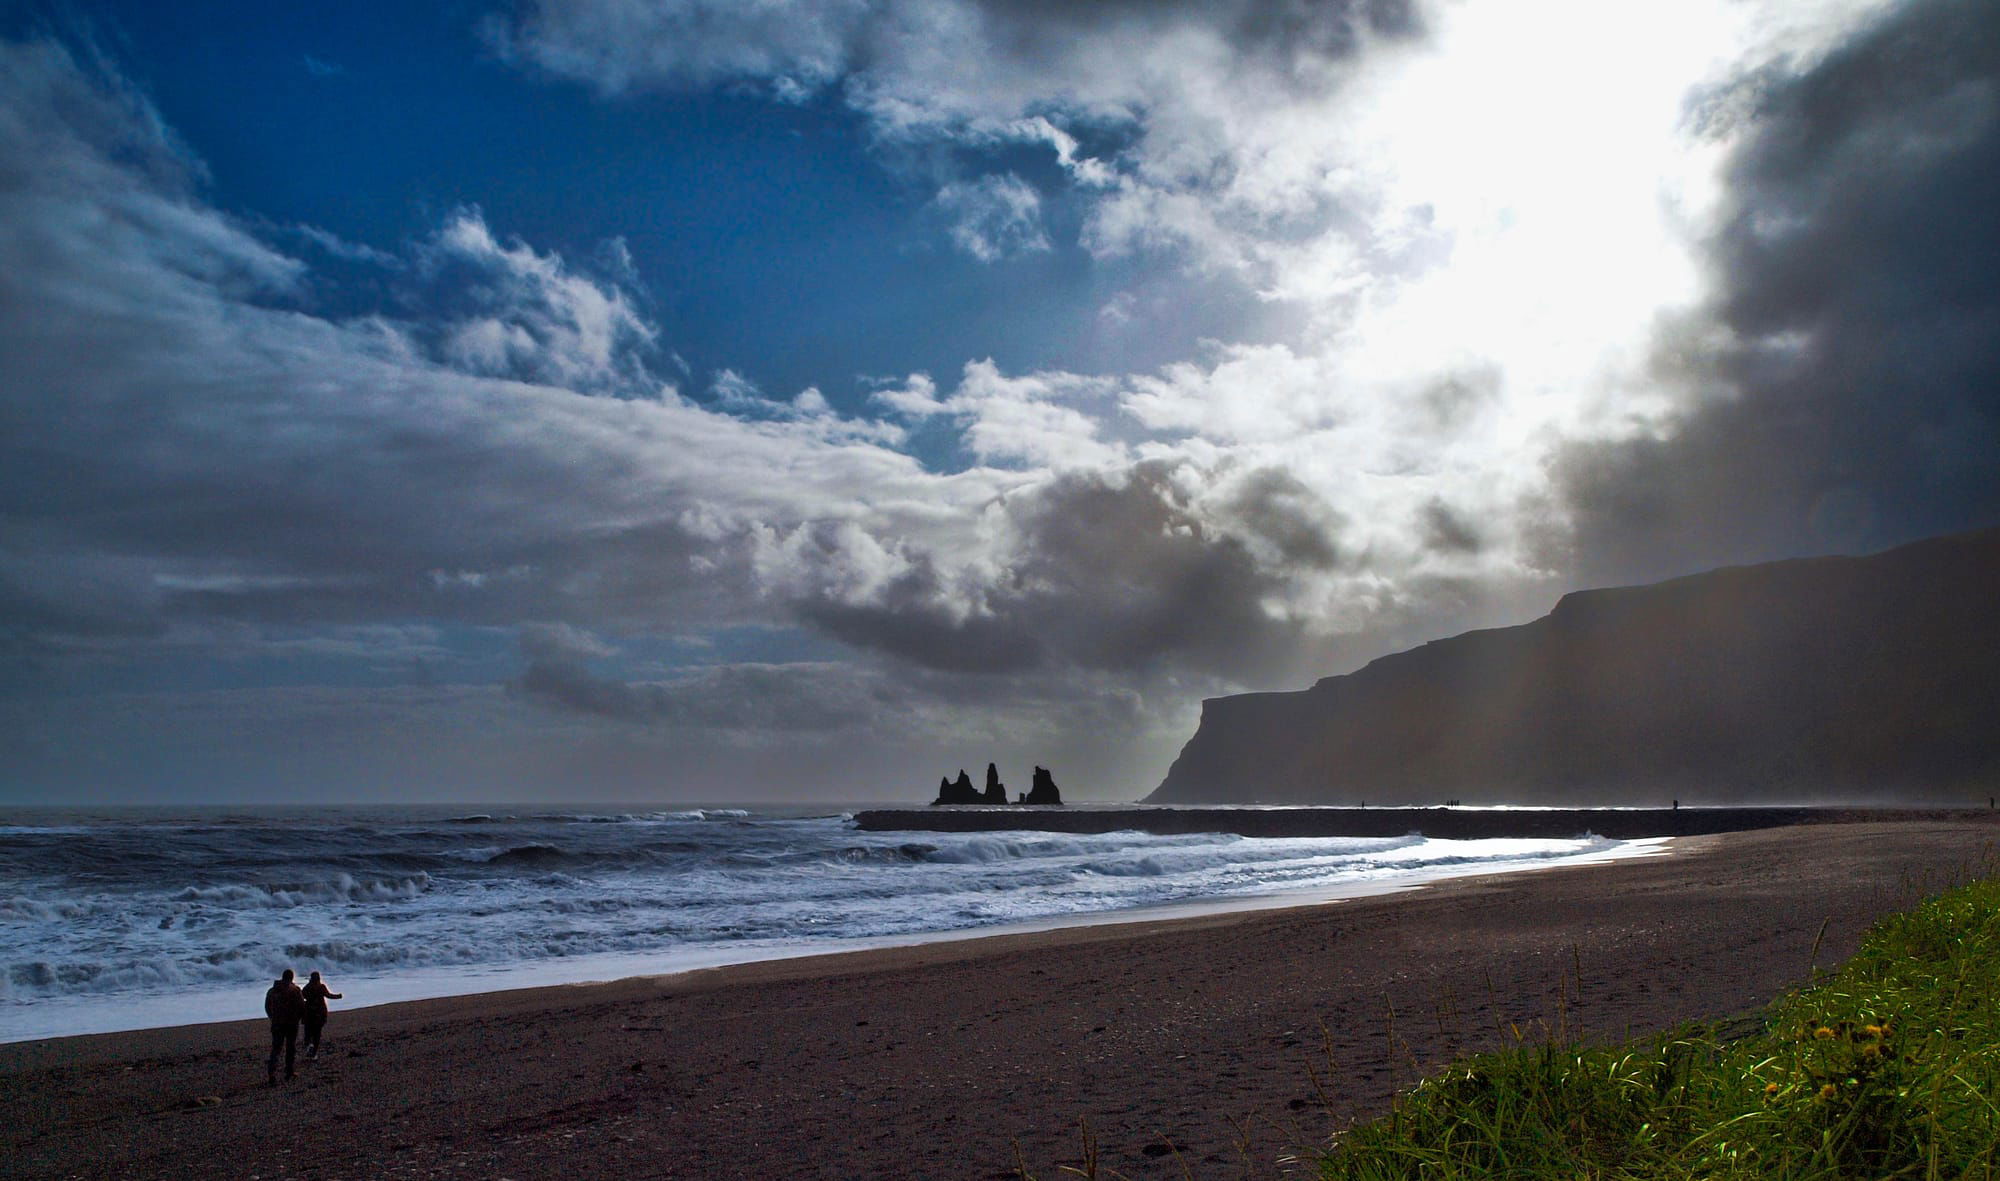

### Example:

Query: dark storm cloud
xmin=1017 ymin=463 xmax=1325 ymax=676
xmin=1216 ymin=468 xmax=1344 ymax=568
xmin=503 ymin=622 xmax=1202 ymax=769
xmin=782 ymin=461 xmax=1342 ymax=681
xmin=1420 ymin=498 xmax=1482 ymax=555
xmin=510 ymin=640 xmax=881 ymax=732
xmin=1556 ymin=0 xmax=2000 ymax=586
xmin=802 ymin=598 xmax=1045 ymax=675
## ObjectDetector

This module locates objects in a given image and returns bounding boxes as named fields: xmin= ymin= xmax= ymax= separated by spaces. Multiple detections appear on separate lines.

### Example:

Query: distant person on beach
xmin=301 ymin=971 xmax=343 ymax=1060
xmin=263 ymin=969 xmax=306 ymax=1083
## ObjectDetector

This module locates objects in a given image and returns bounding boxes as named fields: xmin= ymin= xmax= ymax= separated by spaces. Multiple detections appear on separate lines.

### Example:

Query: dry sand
xmin=4 ymin=818 xmax=1996 ymax=1180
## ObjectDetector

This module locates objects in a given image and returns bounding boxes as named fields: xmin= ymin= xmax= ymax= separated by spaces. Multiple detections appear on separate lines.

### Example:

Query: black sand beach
xmin=4 ymin=818 xmax=1996 ymax=1180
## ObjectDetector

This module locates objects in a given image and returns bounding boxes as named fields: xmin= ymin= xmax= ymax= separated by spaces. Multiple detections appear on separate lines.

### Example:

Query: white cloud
xmin=709 ymin=368 xmax=907 ymax=444
xmin=872 ymin=361 xmax=1123 ymax=470
xmin=486 ymin=0 xmax=874 ymax=95
xmin=421 ymin=209 xmax=660 ymax=392
xmin=933 ymin=172 xmax=1050 ymax=262
xmin=866 ymin=372 xmax=946 ymax=417
xmin=992 ymin=116 xmax=1115 ymax=188
xmin=519 ymin=620 xmax=618 ymax=665
xmin=949 ymin=361 xmax=1122 ymax=469
xmin=1123 ymin=343 xmax=1344 ymax=444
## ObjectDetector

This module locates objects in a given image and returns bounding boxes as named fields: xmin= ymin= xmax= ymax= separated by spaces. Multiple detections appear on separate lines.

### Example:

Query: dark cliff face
xmin=1146 ymin=527 xmax=2000 ymax=805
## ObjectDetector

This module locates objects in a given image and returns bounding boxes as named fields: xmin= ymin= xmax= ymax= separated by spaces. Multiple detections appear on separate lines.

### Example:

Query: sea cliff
xmin=1147 ymin=527 xmax=2000 ymax=805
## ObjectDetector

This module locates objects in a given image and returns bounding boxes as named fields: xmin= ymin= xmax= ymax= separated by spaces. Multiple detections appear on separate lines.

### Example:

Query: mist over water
xmin=0 ymin=806 xmax=1651 ymax=1041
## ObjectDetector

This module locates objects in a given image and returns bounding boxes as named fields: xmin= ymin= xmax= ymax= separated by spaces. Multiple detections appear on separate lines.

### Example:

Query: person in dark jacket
xmin=263 ymin=969 xmax=305 ymax=1083
xmin=300 ymin=971 xmax=343 ymax=1060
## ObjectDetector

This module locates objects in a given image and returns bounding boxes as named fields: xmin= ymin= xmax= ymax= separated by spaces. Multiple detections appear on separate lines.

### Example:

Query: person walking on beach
xmin=300 ymin=971 xmax=343 ymax=1060
xmin=264 ymin=969 xmax=305 ymax=1083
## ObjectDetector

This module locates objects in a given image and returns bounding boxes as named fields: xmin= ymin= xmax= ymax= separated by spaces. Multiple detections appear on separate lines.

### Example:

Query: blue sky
xmin=2 ymin=0 xmax=1996 ymax=802
xmin=63 ymin=0 xmax=1247 ymax=411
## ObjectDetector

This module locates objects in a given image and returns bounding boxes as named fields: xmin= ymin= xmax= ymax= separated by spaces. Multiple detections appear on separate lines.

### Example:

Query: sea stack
xmin=1023 ymin=766 xmax=1063 ymax=805
xmin=931 ymin=770 xmax=982 ymax=806
xmin=982 ymin=763 xmax=1007 ymax=804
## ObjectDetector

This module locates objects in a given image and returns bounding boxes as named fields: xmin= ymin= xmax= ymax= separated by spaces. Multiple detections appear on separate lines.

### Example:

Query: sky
xmin=1 ymin=0 xmax=1996 ymax=804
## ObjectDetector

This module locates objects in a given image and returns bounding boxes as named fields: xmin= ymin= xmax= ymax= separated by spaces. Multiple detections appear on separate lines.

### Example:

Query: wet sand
xmin=4 ymin=819 xmax=1995 ymax=1180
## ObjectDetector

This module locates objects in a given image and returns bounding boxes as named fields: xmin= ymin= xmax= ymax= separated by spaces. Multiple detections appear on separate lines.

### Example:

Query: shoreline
xmin=0 ymin=832 xmax=1664 ymax=1048
xmin=0 ymin=830 xmax=1662 ymax=1046
xmin=7 ymin=818 xmax=1997 ymax=1179
xmin=855 ymin=803 xmax=2000 ymax=838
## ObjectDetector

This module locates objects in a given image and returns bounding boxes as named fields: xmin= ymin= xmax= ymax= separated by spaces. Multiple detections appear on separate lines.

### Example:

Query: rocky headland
xmin=1148 ymin=527 xmax=2000 ymax=806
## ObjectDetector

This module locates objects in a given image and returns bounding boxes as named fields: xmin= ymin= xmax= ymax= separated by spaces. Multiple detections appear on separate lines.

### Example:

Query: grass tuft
xmin=1318 ymin=876 xmax=2000 ymax=1179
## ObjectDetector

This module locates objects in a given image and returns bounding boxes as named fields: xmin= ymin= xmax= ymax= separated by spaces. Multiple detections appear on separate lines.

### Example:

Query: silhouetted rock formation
xmin=1147 ymin=527 xmax=2000 ymax=805
xmin=982 ymin=763 xmax=1007 ymax=804
xmin=932 ymin=770 xmax=981 ymax=806
xmin=932 ymin=763 xmax=1065 ymax=804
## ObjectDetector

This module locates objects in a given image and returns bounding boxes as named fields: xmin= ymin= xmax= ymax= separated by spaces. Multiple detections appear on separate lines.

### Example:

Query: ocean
xmin=0 ymin=805 xmax=1659 ymax=1043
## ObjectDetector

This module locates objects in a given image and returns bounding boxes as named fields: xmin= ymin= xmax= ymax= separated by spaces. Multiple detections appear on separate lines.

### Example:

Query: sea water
xmin=0 ymin=805 xmax=1659 ymax=1042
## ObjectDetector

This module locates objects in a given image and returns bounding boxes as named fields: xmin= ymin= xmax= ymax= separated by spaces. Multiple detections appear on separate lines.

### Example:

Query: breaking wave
xmin=170 ymin=873 xmax=432 ymax=908
xmin=0 ymin=805 xmax=1647 ymax=1039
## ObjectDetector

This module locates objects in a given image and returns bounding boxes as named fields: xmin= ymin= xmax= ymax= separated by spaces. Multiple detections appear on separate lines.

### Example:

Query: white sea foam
xmin=1 ymin=897 xmax=94 ymax=921
xmin=169 ymin=873 xmax=433 ymax=908
xmin=0 ymin=806 xmax=1665 ymax=1041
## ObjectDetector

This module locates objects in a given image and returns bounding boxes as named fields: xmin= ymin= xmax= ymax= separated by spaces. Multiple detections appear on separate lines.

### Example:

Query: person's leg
xmin=303 ymin=1018 xmax=323 ymax=1057
xmin=282 ymin=1023 xmax=298 ymax=1079
xmin=268 ymin=1024 xmax=282 ymax=1082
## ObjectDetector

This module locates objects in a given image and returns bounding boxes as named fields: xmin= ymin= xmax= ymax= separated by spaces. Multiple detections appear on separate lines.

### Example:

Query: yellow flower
xmin=1814 ymin=1026 xmax=1835 ymax=1040
xmin=1862 ymin=1024 xmax=1884 ymax=1038
xmin=1764 ymin=1082 xmax=1780 ymax=1095
xmin=1818 ymin=1083 xmax=1838 ymax=1101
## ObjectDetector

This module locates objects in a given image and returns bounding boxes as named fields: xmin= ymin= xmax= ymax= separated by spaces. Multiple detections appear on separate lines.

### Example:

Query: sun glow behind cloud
xmin=1298 ymin=0 xmax=1872 ymax=414
xmin=1331 ymin=2 xmax=1723 ymax=381
xmin=1090 ymin=0 xmax=1900 ymax=592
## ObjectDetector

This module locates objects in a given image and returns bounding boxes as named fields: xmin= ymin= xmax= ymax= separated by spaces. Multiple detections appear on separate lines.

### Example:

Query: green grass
xmin=1317 ymin=878 xmax=2000 ymax=1180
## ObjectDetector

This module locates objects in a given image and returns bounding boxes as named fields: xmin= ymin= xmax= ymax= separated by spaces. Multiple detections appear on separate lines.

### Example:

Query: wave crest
xmin=172 ymin=872 xmax=431 ymax=908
